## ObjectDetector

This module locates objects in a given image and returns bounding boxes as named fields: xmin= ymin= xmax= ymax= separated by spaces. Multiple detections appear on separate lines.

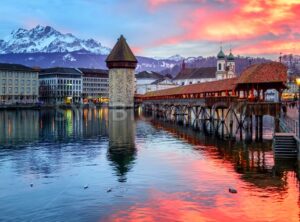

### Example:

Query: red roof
xmin=238 ymin=62 xmax=287 ymax=84
xmin=144 ymin=78 xmax=238 ymax=97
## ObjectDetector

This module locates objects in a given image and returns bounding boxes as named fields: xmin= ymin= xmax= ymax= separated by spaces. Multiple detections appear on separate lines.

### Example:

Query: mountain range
xmin=0 ymin=25 xmax=282 ymax=76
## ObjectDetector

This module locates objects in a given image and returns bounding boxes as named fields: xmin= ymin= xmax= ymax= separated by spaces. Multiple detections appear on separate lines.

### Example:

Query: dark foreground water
xmin=0 ymin=108 xmax=299 ymax=222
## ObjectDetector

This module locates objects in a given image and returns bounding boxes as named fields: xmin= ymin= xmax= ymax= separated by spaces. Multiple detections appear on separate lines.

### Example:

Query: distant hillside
xmin=160 ymin=56 xmax=272 ymax=77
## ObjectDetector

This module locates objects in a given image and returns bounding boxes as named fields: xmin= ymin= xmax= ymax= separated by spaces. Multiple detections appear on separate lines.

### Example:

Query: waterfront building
xmin=282 ymin=75 xmax=299 ymax=101
xmin=173 ymin=64 xmax=216 ymax=86
xmin=174 ymin=49 xmax=236 ymax=86
xmin=0 ymin=63 xmax=39 ymax=105
xmin=135 ymin=71 xmax=176 ymax=94
xmin=106 ymin=35 xmax=137 ymax=108
xmin=79 ymin=68 xmax=109 ymax=103
xmin=39 ymin=67 xmax=82 ymax=104
xmin=216 ymin=48 xmax=236 ymax=80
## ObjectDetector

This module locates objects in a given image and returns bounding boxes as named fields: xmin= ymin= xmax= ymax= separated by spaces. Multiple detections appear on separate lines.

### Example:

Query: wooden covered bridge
xmin=135 ymin=62 xmax=287 ymax=140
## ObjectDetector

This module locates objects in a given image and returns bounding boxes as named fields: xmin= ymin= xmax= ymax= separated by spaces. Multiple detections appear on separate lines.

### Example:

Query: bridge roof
xmin=144 ymin=78 xmax=238 ymax=97
xmin=142 ymin=62 xmax=287 ymax=99
xmin=237 ymin=62 xmax=287 ymax=84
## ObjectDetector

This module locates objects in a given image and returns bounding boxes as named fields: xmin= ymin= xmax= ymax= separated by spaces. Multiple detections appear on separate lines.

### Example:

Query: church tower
xmin=226 ymin=49 xmax=236 ymax=78
xmin=106 ymin=35 xmax=137 ymax=108
xmin=216 ymin=46 xmax=226 ymax=80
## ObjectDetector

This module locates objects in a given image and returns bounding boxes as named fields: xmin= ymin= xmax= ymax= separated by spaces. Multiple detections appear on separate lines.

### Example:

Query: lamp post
xmin=295 ymin=78 xmax=300 ymax=137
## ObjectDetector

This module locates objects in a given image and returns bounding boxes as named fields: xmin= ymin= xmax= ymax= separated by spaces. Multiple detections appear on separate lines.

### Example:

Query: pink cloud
xmin=149 ymin=0 xmax=300 ymax=55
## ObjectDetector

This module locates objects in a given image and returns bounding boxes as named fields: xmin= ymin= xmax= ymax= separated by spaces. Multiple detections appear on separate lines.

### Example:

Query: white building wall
xmin=0 ymin=70 xmax=39 ymax=104
xmin=174 ymin=78 xmax=216 ymax=86
xmin=82 ymin=77 xmax=109 ymax=99
xmin=39 ymin=77 xmax=82 ymax=104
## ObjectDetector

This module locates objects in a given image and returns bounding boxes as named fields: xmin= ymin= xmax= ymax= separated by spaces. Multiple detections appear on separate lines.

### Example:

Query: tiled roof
xmin=174 ymin=67 xmax=216 ymax=80
xmin=40 ymin=67 xmax=82 ymax=75
xmin=238 ymin=62 xmax=287 ymax=84
xmin=135 ymin=71 xmax=164 ymax=79
xmin=106 ymin=35 xmax=137 ymax=63
xmin=144 ymin=78 xmax=238 ymax=97
xmin=79 ymin=68 xmax=108 ymax=78
xmin=0 ymin=63 xmax=37 ymax=72
xmin=150 ymin=78 xmax=175 ymax=85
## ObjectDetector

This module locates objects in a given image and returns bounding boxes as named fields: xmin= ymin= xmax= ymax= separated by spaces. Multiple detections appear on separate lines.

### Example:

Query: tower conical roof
xmin=106 ymin=35 xmax=137 ymax=63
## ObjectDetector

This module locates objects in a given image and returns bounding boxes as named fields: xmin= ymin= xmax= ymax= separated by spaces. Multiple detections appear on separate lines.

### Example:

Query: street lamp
xmin=295 ymin=77 xmax=300 ymax=137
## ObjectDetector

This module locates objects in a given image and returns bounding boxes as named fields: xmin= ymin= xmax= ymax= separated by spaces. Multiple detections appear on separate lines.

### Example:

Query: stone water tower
xmin=106 ymin=35 xmax=137 ymax=108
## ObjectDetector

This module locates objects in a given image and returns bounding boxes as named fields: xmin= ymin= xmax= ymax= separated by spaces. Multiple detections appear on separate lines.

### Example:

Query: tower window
xmin=218 ymin=63 xmax=221 ymax=70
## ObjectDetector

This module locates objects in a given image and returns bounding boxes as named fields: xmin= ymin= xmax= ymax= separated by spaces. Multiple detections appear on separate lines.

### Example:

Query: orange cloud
xmin=149 ymin=0 xmax=300 ymax=55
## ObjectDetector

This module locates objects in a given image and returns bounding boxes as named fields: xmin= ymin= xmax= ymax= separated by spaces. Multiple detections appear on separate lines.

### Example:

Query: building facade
xmin=0 ymin=63 xmax=39 ymax=105
xmin=79 ymin=68 xmax=109 ymax=103
xmin=173 ymin=65 xmax=217 ymax=86
xmin=39 ymin=67 xmax=82 ymax=104
xmin=174 ymin=49 xmax=236 ymax=85
xmin=216 ymin=48 xmax=236 ymax=80
xmin=135 ymin=71 xmax=176 ymax=94
xmin=106 ymin=35 xmax=137 ymax=108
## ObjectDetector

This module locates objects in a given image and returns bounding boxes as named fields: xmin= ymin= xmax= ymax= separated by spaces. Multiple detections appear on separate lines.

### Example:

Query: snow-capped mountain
xmin=0 ymin=25 xmax=110 ymax=54
xmin=0 ymin=25 xmax=272 ymax=75
xmin=154 ymin=54 xmax=185 ymax=61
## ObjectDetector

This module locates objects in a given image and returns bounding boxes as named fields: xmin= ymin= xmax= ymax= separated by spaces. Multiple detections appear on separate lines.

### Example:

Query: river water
xmin=0 ymin=108 xmax=299 ymax=222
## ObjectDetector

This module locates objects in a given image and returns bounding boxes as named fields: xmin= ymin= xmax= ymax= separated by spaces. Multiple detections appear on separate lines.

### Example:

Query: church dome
xmin=227 ymin=51 xmax=234 ymax=61
xmin=217 ymin=49 xmax=226 ymax=59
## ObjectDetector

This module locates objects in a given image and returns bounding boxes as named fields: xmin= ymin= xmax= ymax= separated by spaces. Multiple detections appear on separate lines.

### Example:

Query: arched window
xmin=218 ymin=63 xmax=221 ymax=70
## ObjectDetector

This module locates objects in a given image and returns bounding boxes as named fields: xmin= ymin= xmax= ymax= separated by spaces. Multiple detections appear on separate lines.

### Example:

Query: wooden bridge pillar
xmin=229 ymin=109 xmax=234 ymax=138
xmin=194 ymin=106 xmax=200 ymax=130
xmin=259 ymin=115 xmax=263 ymax=141
xmin=255 ymin=115 xmax=259 ymax=141
xmin=187 ymin=107 xmax=192 ymax=126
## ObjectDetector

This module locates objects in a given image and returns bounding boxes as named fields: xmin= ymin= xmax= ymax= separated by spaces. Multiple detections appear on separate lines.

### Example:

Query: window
xmin=2 ymin=87 xmax=5 ymax=93
xmin=8 ymin=72 xmax=13 ymax=77
xmin=14 ymin=73 xmax=19 ymax=78
xmin=27 ymin=80 xmax=31 ymax=86
xmin=218 ymin=63 xmax=221 ymax=70
xmin=32 ymin=80 xmax=36 ymax=86
xmin=15 ymin=87 xmax=18 ymax=93
xmin=32 ymin=73 xmax=36 ymax=78
xmin=2 ymin=79 xmax=6 ymax=84
xmin=8 ymin=79 xmax=12 ymax=85
xmin=8 ymin=87 xmax=12 ymax=93
xmin=21 ymin=80 xmax=24 ymax=85
xmin=189 ymin=81 xmax=193 ymax=85
xmin=15 ymin=79 xmax=18 ymax=85
xmin=21 ymin=87 xmax=24 ymax=93
xmin=26 ymin=88 xmax=30 ymax=93
xmin=181 ymin=82 xmax=184 ymax=86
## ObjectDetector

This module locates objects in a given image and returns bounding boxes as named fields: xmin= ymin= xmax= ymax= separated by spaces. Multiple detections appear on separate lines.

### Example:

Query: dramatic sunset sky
xmin=0 ymin=0 xmax=299 ymax=58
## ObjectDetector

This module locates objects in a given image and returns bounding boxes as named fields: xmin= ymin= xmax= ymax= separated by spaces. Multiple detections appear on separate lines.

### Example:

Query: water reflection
xmin=148 ymin=119 xmax=299 ymax=190
xmin=0 ymin=109 xmax=299 ymax=222
xmin=108 ymin=109 xmax=136 ymax=182
xmin=0 ymin=109 xmax=110 ymax=145
xmin=0 ymin=110 xmax=39 ymax=144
